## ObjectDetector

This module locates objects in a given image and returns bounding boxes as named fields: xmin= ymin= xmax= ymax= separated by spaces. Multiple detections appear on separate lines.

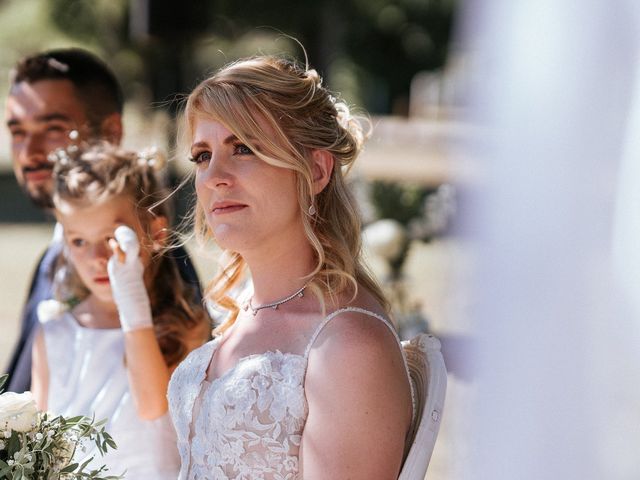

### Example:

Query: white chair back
xmin=398 ymin=333 xmax=447 ymax=480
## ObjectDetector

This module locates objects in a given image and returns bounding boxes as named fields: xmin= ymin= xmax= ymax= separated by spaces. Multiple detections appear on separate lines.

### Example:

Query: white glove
xmin=107 ymin=225 xmax=153 ymax=332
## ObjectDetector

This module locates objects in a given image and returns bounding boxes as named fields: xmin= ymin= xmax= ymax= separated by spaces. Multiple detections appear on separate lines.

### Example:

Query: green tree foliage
xmin=3 ymin=0 xmax=455 ymax=114
xmin=198 ymin=0 xmax=455 ymax=113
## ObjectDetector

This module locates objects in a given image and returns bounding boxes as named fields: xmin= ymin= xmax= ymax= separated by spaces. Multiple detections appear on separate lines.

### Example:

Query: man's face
xmin=5 ymin=79 xmax=90 ymax=208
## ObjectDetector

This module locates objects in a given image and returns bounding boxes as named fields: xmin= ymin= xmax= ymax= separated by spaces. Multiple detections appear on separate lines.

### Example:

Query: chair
xmin=398 ymin=334 xmax=447 ymax=480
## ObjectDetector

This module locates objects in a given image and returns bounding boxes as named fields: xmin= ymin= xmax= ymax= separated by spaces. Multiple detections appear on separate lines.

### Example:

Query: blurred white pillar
xmin=460 ymin=0 xmax=640 ymax=478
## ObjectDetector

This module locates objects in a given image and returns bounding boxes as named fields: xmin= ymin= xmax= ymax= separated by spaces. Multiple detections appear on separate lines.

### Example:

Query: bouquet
xmin=0 ymin=374 xmax=122 ymax=480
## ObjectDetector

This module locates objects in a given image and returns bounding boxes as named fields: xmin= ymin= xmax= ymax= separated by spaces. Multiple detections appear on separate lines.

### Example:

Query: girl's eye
xmin=189 ymin=151 xmax=211 ymax=165
xmin=233 ymin=143 xmax=254 ymax=155
xmin=70 ymin=238 xmax=85 ymax=247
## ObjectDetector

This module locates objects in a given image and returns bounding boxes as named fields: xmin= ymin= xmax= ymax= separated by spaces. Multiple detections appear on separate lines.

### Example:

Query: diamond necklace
xmin=244 ymin=283 xmax=308 ymax=316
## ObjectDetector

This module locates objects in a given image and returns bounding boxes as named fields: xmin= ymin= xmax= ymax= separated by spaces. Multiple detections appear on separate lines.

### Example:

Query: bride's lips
xmin=211 ymin=201 xmax=248 ymax=215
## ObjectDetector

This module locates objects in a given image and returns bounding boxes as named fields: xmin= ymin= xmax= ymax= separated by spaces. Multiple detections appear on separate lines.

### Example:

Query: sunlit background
xmin=0 ymin=1 xmax=468 ymax=479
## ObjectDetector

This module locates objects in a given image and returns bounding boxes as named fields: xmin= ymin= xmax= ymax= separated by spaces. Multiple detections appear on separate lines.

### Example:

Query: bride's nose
xmin=199 ymin=154 xmax=233 ymax=189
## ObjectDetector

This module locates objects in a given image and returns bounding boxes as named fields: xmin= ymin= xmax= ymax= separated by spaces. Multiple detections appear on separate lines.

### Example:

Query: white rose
xmin=0 ymin=391 xmax=39 ymax=432
xmin=362 ymin=219 xmax=407 ymax=262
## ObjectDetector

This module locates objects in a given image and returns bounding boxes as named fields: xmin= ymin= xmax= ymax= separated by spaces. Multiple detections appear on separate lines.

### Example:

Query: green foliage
xmin=0 ymin=412 xmax=123 ymax=480
xmin=344 ymin=0 xmax=454 ymax=111
xmin=162 ymin=0 xmax=456 ymax=114
xmin=47 ymin=0 xmax=128 ymax=44
xmin=369 ymin=180 xmax=433 ymax=227
xmin=0 ymin=0 xmax=455 ymax=115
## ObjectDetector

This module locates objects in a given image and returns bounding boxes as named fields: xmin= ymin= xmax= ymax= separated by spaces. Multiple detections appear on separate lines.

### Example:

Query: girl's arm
xmin=31 ymin=327 xmax=49 ymax=410
xmin=108 ymin=226 xmax=170 ymax=420
xmin=122 ymin=316 xmax=209 ymax=418
xmin=300 ymin=310 xmax=413 ymax=479
xmin=123 ymin=328 xmax=171 ymax=420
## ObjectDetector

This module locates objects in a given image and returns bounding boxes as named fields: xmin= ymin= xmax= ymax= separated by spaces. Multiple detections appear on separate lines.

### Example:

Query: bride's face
xmin=191 ymin=117 xmax=305 ymax=256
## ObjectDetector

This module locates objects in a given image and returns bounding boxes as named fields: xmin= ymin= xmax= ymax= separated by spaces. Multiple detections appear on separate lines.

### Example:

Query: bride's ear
xmin=310 ymin=149 xmax=334 ymax=194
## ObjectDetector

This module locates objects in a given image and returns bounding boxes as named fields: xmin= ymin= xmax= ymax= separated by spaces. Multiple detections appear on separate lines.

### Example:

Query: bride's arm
xmin=299 ymin=310 xmax=412 ymax=479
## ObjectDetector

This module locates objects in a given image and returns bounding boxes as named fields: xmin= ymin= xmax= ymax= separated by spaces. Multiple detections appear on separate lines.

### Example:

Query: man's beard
xmin=22 ymin=182 xmax=54 ymax=209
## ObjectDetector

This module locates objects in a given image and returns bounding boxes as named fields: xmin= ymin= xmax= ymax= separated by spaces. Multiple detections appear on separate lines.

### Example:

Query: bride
xmin=168 ymin=54 xmax=413 ymax=480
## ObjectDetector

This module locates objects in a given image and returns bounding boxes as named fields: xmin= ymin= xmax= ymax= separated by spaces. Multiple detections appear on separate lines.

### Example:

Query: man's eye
xmin=9 ymin=129 xmax=25 ymax=140
xmin=189 ymin=151 xmax=211 ymax=164
xmin=45 ymin=125 xmax=67 ymax=136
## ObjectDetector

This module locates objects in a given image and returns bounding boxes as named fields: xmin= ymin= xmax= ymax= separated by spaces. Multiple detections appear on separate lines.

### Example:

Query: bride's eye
xmin=233 ymin=143 xmax=254 ymax=156
xmin=189 ymin=151 xmax=212 ymax=164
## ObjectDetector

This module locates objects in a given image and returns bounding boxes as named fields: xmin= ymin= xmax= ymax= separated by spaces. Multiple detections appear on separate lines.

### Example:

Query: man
xmin=4 ymin=48 xmax=202 ymax=392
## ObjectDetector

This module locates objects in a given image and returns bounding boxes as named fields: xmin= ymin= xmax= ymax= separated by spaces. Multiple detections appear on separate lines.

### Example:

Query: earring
xmin=308 ymin=204 xmax=317 ymax=216
xmin=152 ymin=241 xmax=163 ymax=252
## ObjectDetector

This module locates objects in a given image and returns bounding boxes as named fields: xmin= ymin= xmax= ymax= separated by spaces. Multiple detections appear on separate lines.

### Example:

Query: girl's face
xmin=191 ymin=117 xmax=305 ymax=257
xmin=57 ymin=194 xmax=152 ymax=303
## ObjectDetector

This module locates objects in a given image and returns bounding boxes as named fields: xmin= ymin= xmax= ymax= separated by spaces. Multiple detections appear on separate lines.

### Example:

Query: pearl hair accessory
xmin=244 ymin=283 xmax=308 ymax=316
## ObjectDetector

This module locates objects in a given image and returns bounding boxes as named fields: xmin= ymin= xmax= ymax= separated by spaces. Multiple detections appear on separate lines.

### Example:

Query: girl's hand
xmin=107 ymin=225 xmax=153 ymax=332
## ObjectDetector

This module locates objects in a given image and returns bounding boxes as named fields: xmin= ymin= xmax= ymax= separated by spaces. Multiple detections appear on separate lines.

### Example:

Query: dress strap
xmin=304 ymin=307 xmax=401 ymax=360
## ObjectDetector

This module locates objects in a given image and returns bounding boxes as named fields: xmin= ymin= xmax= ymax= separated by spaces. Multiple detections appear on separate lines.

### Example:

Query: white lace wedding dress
xmin=168 ymin=307 xmax=412 ymax=480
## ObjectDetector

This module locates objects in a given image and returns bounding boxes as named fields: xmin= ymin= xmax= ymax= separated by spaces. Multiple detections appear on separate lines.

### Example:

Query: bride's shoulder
xmin=304 ymin=301 xmax=412 ymax=428
xmin=316 ymin=287 xmax=397 ymax=350
xmin=315 ymin=306 xmax=398 ymax=358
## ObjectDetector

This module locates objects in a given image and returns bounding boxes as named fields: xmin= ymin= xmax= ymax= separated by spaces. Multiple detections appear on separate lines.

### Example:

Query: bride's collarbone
xmin=206 ymin=316 xmax=317 ymax=380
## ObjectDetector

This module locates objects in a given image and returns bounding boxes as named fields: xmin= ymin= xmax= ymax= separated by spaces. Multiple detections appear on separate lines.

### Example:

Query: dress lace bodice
xmin=168 ymin=307 xmax=412 ymax=480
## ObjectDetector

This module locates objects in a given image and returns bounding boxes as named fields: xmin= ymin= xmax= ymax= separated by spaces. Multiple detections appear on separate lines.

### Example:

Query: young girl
xmin=168 ymin=55 xmax=413 ymax=479
xmin=31 ymin=144 xmax=211 ymax=479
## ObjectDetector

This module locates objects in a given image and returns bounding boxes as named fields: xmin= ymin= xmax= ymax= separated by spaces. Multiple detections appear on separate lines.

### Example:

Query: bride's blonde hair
xmin=181 ymin=55 xmax=389 ymax=333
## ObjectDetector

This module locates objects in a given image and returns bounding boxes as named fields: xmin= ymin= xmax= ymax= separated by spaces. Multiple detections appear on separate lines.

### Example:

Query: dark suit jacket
xmin=3 ymin=240 xmax=202 ymax=393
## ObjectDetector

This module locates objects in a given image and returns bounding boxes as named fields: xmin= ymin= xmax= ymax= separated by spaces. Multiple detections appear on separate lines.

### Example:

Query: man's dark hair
xmin=10 ymin=48 xmax=124 ymax=129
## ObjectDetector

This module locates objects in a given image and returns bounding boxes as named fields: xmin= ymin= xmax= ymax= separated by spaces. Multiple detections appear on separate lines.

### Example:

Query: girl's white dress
xmin=40 ymin=311 xmax=180 ymax=479
xmin=168 ymin=307 xmax=412 ymax=480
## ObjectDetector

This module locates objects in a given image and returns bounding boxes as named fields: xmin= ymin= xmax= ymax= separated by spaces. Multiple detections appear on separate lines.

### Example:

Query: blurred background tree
xmin=1 ymin=0 xmax=455 ymax=116
xmin=0 ymin=0 xmax=456 ymax=223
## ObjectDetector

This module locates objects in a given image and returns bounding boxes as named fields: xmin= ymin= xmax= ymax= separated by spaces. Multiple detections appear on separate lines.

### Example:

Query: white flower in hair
xmin=137 ymin=146 xmax=162 ymax=168
xmin=48 ymin=148 xmax=70 ymax=165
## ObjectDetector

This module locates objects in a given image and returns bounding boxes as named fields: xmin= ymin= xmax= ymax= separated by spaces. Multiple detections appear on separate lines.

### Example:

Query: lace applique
xmin=168 ymin=307 xmax=412 ymax=480
xmin=169 ymin=339 xmax=308 ymax=480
